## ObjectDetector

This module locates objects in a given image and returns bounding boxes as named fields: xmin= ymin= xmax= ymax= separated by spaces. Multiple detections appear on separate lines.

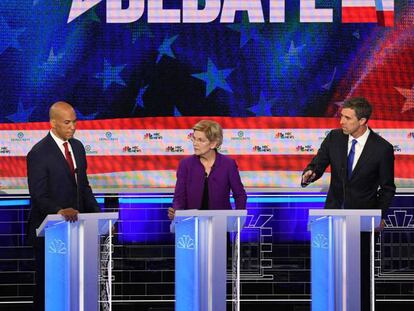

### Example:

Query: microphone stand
xmin=341 ymin=166 xmax=346 ymax=209
xmin=74 ymin=168 xmax=80 ymax=212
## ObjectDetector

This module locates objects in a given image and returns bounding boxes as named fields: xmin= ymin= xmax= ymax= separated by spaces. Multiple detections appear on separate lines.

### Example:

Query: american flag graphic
xmin=342 ymin=0 xmax=394 ymax=26
xmin=0 ymin=1 xmax=413 ymax=191
xmin=0 ymin=116 xmax=413 ymax=191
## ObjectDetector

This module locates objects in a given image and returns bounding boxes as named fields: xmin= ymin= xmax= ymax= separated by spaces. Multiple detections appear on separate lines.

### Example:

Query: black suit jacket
xmin=303 ymin=128 xmax=396 ymax=217
xmin=26 ymin=133 xmax=100 ymax=244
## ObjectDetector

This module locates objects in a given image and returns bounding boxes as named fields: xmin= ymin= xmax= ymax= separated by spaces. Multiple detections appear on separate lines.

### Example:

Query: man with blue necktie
xmin=301 ymin=97 xmax=396 ymax=310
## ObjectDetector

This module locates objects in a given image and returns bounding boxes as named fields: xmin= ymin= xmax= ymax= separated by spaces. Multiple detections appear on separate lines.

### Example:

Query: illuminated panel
xmin=116 ymin=194 xmax=326 ymax=243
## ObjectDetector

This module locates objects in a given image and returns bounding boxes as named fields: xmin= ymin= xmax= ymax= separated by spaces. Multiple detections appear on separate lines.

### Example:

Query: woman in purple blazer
xmin=168 ymin=120 xmax=247 ymax=219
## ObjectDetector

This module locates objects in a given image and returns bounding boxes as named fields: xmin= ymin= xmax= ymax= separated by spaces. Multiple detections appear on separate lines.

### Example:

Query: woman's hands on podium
xmin=168 ymin=207 xmax=175 ymax=220
xmin=58 ymin=208 xmax=79 ymax=222
xmin=375 ymin=219 xmax=385 ymax=232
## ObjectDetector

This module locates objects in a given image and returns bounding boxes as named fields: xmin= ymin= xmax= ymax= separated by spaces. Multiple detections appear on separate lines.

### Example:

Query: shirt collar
xmin=349 ymin=127 xmax=370 ymax=146
xmin=50 ymin=130 xmax=67 ymax=147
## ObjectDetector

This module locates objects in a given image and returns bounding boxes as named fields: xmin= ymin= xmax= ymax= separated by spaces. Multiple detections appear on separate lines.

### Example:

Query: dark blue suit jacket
xmin=303 ymin=128 xmax=396 ymax=217
xmin=26 ymin=133 xmax=100 ymax=244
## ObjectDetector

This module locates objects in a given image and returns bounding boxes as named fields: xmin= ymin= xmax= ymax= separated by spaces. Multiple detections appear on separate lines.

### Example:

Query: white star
xmin=6 ymin=100 xmax=36 ymax=123
xmin=95 ymin=59 xmax=126 ymax=90
xmin=395 ymin=86 xmax=414 ymax=113
xmin=38 ymin=48 xmax=65 ymax=77
xmin=174 ymin=106 xmax=182 ymax=116
xmin=0 ymin=17 xmax=25 ymax=55
xmin=353 ymin=30 xmax=360 ymax=40
xmin=131 ymin=84 xmax=149 ymax=114
xmin=284 ymin=41 xmax=306 ymax=68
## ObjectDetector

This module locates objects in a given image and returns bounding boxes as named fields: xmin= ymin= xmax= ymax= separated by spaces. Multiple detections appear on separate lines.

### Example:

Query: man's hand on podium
xmin=168 ymin=207 xmax=175 ymax=220
xmin=58 ymin=208 xmax=79 ymax=222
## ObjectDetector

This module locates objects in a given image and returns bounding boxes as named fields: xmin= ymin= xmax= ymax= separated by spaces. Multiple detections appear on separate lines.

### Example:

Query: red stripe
xmin=377 ymin=11 xmax=394 ymax=27
xmin=342 ymin=7 xmax=378 ymax=23
xmin=2 ymin=155 xmax=414 ymax=179
xmin=0 ymin=117 xmax=413 ymax=131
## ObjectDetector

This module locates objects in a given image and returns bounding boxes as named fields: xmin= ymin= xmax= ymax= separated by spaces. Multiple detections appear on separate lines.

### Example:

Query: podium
xmin=171 ymin=209 xmax=247 ymax=311
xmin=36 ymin=212 xmax=118 ymax=311
xmin=308 ymin=209 xmax=381 ymax=311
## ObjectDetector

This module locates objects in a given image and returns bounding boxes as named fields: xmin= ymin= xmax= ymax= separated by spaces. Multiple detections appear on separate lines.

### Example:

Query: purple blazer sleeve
xmin=172 ymin=159 xmax=187 ymax=210
xmin=228 ymin=159 xmax=247 ymax=210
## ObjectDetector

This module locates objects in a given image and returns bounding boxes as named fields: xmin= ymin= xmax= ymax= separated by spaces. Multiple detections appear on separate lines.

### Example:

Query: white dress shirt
xmin=347 ymin=127 xmax=370 ymax=171
xmin=50 ymin=130 xmax=77 ymax=170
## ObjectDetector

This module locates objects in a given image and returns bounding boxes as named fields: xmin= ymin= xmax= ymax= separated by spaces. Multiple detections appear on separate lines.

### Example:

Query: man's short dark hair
xmin=343 ymin=97 xmax=372 ymax=121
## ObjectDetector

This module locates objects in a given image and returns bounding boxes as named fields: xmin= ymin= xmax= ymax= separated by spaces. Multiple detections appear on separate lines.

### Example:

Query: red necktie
xmin=63 ymin=142 xmax=75 ymax=175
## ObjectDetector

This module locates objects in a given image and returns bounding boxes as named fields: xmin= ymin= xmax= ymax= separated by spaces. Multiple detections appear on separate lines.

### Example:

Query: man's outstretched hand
xmin=301 ymin=170 xmax=316 ymax=187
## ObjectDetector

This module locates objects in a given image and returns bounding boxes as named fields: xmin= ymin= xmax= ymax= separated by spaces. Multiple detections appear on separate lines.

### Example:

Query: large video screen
xmin=0 ymin=1 xmax=413 ymax=191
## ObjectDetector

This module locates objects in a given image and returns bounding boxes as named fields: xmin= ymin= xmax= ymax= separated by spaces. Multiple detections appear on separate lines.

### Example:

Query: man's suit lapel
xmin=46 ymin=134 xmax=66 ymax=167
xmin=349 ymin=131 xmax=376 ymax=180
xmin=339 ymin=132 xmax=348 ymax=178
xmin=47 ymin=134 xmax=76 ymax=182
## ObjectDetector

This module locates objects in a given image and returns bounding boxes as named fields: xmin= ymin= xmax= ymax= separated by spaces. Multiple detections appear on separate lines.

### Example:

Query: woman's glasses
xmin=190 ymin=136 xmax=210 ymax=144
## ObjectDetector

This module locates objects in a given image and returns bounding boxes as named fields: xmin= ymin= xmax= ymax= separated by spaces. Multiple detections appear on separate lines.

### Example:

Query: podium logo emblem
xmin=312 ymin=234 xmax=328 ymax=249
xmin=48 ymin=239 xmax=67 ymax=254
xmin=177 ymin=235 xmax=194 ymax=250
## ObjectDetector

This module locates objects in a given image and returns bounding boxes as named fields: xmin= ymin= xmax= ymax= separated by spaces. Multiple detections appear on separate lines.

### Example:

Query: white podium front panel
xmin=308 ymin=209 xmax=381 ymax=311
xmin=172 ymin=209 xmax=247 ymax=311
xmin=37 ymin=212 xmax=118 ymax=311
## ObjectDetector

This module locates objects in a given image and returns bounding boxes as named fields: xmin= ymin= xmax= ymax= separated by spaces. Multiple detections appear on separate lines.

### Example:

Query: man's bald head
xmin=49 ymin=101 xmax=75 ymax=120
xmin=49 ymin=101 xmax=77 ymax=141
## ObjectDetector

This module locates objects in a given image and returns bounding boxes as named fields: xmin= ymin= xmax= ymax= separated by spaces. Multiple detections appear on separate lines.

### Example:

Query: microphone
xmin=74 ymin=168 xmax=80 ymax=212
xmin=341 ymin=166 xmax=346 ymax=209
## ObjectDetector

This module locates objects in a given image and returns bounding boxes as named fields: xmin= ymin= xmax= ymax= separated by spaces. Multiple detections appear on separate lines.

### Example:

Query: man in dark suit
xmin=301 ymin=97 xmax=396 ymax=310
xmin=27 ymin=101 xmax=100 ymax=310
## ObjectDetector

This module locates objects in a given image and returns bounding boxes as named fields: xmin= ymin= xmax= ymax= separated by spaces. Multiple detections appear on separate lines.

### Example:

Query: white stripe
xmin=1 ymin=174 xmax=413 ymax=193
xmin=89 ymin=170 xmax=333 ymax=188
xmin=342 ymin=0 xmax=376 ymax=7
xmin=375 ymin=0 xmax=394 ymax=11
xmin=0 ymin=129 xmax=411 ymax=156
xmin=300 ymin=0 xmax=333 ymax=22
xmin=342 ymin=0 xmax=394 ymax=10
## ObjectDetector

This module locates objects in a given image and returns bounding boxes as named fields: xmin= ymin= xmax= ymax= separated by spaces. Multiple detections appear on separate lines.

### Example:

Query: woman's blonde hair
xmin=193 ymin=120 xmax=223 ymax=148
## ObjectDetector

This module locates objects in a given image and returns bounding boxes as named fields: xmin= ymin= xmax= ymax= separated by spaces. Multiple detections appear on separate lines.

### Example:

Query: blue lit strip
xmin=0 ymin=199 xmax=106 ymax=206
xmin=246 ymin=197 xmax=325 ymax=203
xmin=118 ymin=196 xmax=325 ymax=204
xmin=119 ymin=198 xmax=173 ymax=204
xmin=0 ymin=200 xmax=30 ymax=206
